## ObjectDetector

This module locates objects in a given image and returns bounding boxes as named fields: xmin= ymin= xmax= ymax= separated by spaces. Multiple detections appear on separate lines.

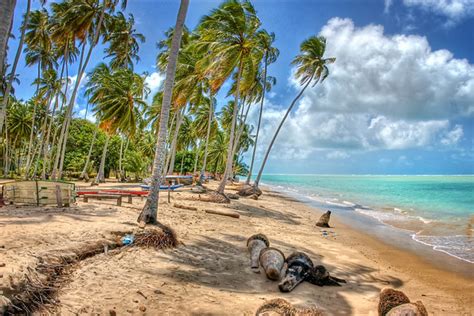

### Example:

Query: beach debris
xmin=255 ymin=298 xmax=324 ymax=316
xmin=387 ymin=303 xmax=428 ymax=316
xmin=204 ymin=208 xmax=240 ymax=218
xmin=250 ymin=194 xmax=259 ymax=200
xmin=247 ymin=234 xmax=270 ymax=272
xmin=199 ymin=191 xmax=230 ymax=203
xmin=316 ymin=211 xmax=331 ymax=228
xmin=139 ymin=305 xmax=147 ymax=312
xmin=237 ymin=184 xmax=262 ymax=197
xmin=173 ymin=203 xmax=198 ymax=211
xmin=259 ymin=247 xmax=285 ymax=280
xmin=279 ymin=252 xmax=345 ymax=292
xmin=121 ymin=234 xmax=135 ymax=245
xmin=227 ymin=193 xmax=240 ymax=200
xmin=109 ymin=309 xmax=117 ymax=316
xmin=379 ymin=288 xmax=427 ymax=316
xmin=134 ymin=226 xmax=178 ymax=249
xmin=191 ymin=185 xmax=207 ymax=194
xmin=0 ymin=263 xmax=5 ymax=267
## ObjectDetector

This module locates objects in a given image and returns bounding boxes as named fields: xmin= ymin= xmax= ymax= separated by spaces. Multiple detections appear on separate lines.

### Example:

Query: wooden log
xmin=173 ymin=203 xmax=198 ymax=211
xmin=55 ymin=185 xmax=63 ymax=208
xmin=204 ymin=209 xmax=240 ymax=219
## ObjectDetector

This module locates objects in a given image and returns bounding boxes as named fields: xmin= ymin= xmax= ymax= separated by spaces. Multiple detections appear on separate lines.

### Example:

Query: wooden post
xmin=127 ymin=195 xmax=132 ymax=203
xmin=117 ymin=196 xmax=122 ymax=206
xmin=83 ymin=196 xmax=89 ymax=203
xmin=168 ymin=182 xmax=171 ymax=203
xmin=35 ymin=180 xmax=39 ymax=206
xmin=55 ymin=185 xmax=63 ymax=208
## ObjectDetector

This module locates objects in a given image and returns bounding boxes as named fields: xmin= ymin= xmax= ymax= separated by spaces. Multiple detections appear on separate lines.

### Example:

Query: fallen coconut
xmin=259 ymin=247 xmax=285 ymax=281
xmin=247 ymin=234 xmax=269 ymax=273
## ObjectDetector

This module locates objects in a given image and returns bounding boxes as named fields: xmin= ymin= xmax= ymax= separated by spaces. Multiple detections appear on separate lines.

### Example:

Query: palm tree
xmin=105 ymin=12 xmax=145 ymax=70
xmin=52 ymin=0 xmax=127 ymax=180
xmin=246 ymin=30 xmax=279 ymax=184
xmin=253 ymin=36 xmax=335 ymax=190
xmin=86 ymin=63 xmax=147 ymax=183
xmin=23 ymin=8 xmax=54 ymax=178
xmin=138 ymin=0 xmax=189 ymax=226
xmin=197 ymin=0 xmax=262 ymax=195
xmin=0 ymin=0 xmax=31 ymax=135
xmin=0 ymin=0 xmax=16 ymax=81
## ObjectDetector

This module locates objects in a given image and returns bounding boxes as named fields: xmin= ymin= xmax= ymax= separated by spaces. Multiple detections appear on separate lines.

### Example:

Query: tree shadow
xmin=225 ymin=201 xmax=301 ymax=226
xmin=139 ymin=233 xmax=403 ymax=315
xmin=0 ymin=204 xmax=120 ymax=225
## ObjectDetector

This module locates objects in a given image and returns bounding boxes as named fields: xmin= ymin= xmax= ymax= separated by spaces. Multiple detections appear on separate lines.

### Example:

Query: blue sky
xmin=7 ymin=0 xmax=474 ymax=175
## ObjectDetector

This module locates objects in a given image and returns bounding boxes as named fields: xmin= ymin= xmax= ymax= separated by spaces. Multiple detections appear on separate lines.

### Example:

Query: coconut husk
xmin=378 ymin=288 xmax=411 ymax=316
xmin=255 ymin=298 xmax=324 ymax=316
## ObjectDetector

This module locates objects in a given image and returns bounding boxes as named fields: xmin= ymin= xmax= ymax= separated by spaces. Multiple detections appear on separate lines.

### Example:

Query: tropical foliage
xmin=1 ymin=0 xmax=335 ymax=223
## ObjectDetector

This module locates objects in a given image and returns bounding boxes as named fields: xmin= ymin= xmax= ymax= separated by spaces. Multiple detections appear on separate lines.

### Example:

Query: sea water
xmin=259 ymin=175 xmax=474 ymax=263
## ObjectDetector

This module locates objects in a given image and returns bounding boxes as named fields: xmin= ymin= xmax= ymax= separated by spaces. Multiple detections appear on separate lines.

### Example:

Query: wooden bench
xmin=107 ymin=193 xmax=133 ymax=204
xmin=83 ymin=194 xmax=122 ymax=206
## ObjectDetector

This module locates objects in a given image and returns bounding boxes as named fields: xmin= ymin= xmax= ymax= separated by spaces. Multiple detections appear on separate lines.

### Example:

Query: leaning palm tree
xmin=197 ymin=0 xmax=262 ymax=196
xmin=253 ymin=36 xmax=335 ymax=191
xmin=0 ymin=0 xmax=32 ymax=135
xmin=246 ymin=30 xmax=279 ymax=185
xmin=0 ymin=0 xmax=16 ymax=81
xmin=138 ymin=0 xmax=189 ymax=226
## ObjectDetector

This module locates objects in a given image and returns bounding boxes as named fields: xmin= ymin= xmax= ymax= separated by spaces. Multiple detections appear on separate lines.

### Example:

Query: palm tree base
xmin=237 ymin=184 xmax=262 ymax=197
xmin=199 ymin=191 xmax=230 ymax=204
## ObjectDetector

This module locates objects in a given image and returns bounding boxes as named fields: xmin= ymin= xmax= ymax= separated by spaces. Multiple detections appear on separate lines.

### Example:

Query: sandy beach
xmin=0 ymin=181 xmax=473 ymax=315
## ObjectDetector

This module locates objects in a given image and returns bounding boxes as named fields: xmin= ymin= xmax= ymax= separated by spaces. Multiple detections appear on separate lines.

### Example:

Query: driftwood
xmin=173 ymin=203 xmax=198 ymax=211
xmin=256 ymin=298 xmax=324 ymax=316
xmin=204 ymin=209 xmax=240 ymax=218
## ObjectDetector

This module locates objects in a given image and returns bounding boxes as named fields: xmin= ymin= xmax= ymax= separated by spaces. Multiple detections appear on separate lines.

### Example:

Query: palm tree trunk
xmin=254 ymin=74 xmax=314 ymax=189
xmin=80 ymin=125 xmax=98 ymax=181
xmin=231 ymin=102 xmax=251 ymax=161
xmin=24 ymin=61 xmax=41 ymax=179
xmin=167 ymin=107 xmax=184 ymax=175
xmin=118 ymin=136 xmax=124 ymax=180
xmin=0 ymin=0 xmax=29 ymax=135
xmin=51 ymin=41 xmax=86 ymax=179
xmin=246 ymin=54 xmax=268 ymax=185
xmin=193 ymin=141 xmax=200 ymax=174
xmin=179 ymin=152 xmax=185 ymax=174
xmin=217 ymin=60 xmax=243 ymax=194
xmin=0 ymin=0 xmax=16 ymax=82
xmin=138 ymin=0 xmax=189 ymax=226
xmin=163 ymin=111 xmax=177 ymax=174
xmin=95 ymin=134 xmax=109 ymax=184
xmin=199 ymin=94 xmax=214 ymax=181
xmin=121 ymin=137 xmax=129 ymax=178
xmin=53 ymin=1 xmax=106 ymax=179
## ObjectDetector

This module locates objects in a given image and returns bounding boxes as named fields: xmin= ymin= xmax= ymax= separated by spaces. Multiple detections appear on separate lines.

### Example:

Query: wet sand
xmin=0 ymin=181 xmax=472 ymax=315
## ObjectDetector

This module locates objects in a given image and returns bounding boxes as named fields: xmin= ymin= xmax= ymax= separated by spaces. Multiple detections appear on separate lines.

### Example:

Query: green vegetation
xmin=0 ymin=0 xmax=334 ymax=224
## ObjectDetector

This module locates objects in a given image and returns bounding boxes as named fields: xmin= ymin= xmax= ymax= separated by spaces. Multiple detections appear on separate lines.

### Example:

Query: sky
xmin=7 ymin=0 xmax=474 ymax=175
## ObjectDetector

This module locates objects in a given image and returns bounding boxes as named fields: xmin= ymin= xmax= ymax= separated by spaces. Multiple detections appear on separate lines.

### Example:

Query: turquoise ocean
xmin=259 ymin=175 xmax=474 ymax=263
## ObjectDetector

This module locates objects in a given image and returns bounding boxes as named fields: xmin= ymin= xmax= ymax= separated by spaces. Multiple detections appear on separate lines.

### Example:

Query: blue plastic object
xmin=121 ymin=234 xmax=134 ymax=245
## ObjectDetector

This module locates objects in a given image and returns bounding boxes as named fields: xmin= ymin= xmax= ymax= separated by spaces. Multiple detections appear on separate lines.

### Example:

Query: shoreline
xmin=1 ymin=180 xmax=472 ymax=314
xmin=262 ymin=180 xmax=474 ymax=269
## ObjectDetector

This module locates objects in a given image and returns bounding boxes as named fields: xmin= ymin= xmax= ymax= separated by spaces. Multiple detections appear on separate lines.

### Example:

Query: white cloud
xmin=78 ymin=109 xmax=97 ymax=123
xmin=326 ymin=151 xmax=350 ymax=159
xmin=145 ymin=72 xmax=164 ymax=96
xmin=384 ymin=0 xmax=394 ymax=13
xmin=403 ymin=0 xmax=474 ymax=23
xmin=440 ymin=124 xmax=463 ymax=145
xmin=246 ymin=18 xmax=473 ymax=161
